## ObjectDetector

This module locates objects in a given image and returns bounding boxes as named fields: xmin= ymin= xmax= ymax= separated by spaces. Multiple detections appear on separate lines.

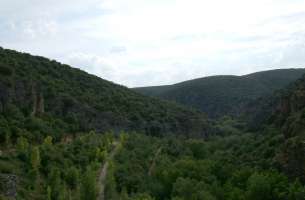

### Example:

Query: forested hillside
xmin=1 ymin=47 xmax=305 ymax=200
xmin=106 ymin=131 xmax=305 ymax=200
xmin=0 ymin=47 xmax=210 ymax=142
xmin=0 ymin=131 xmax=117 ymax=199
xmin=267 ymin=74 xmax=305 ymax=181
xmin=134 ymin=69 xmax=305 ymax=118
xmin=0 ymin=48 xmax=211 ymax=199
xmin=105 ymin=73 xmax=305 ymax=200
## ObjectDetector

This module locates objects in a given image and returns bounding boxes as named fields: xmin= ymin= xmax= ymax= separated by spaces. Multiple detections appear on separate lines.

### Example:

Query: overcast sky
xmin=1 ymin=0 xmax=305 ymax=87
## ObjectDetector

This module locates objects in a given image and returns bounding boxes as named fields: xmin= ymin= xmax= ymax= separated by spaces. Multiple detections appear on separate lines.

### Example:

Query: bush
xmin=81 ymin=167 xmax=97 ymax=200
xmin=0 ymin=161 xmax=14 ymax=173
xmin=0 ymin=65 xmax=12 ymax=76
xmin=246 ymin=173 xmax=272 ymax=200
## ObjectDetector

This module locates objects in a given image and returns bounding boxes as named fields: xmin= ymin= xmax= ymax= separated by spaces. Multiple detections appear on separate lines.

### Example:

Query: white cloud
xmin=1 ymin=0 xmax=305 ymax=87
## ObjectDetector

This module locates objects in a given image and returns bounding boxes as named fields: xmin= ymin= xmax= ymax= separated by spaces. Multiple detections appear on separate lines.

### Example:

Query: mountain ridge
xmin=0 ymin=47 xmax=210 ymax=141
xmin=133 ymin=68 xmax=305 ymax=118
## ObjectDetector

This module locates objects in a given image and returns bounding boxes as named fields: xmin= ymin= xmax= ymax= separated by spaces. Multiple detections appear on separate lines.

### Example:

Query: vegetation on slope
xmin=0 ymin=47 xmax=210 ymax=141
xmin=107 ymin=74 xmax=305 ymax=199
xmin=0 ymin=47 xmax=211 ymax=199
xmin=134 ymin=69 xmax=305 ymax=118
xmin=1 ymin=47 xmax=305 ymax=200
xmin=267 ymin=74 xmax=305 ymax=181
xmin=107 ymin=132 xmax=305 ymax=200
xmin=0 ymin=132 xmax=115 ymax=199
xmin=240 ymin=73 xmax=305 ymax=182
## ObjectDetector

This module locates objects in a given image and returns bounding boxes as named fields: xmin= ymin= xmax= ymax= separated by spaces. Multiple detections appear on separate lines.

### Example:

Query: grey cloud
xmin=64 ymin=53 xmax=115 ymax=77
xmin=109 ymin=46 xmax=127 ymax=54
xmin=266 ymin=11 xmax=305 ymax=24
xmin=171 ymin=32 xmax=271 ymax=44
xmin=1 ymin=0 xmax=305 ymax=87
xmin=276 ymin=42 xmax=305 ymax=67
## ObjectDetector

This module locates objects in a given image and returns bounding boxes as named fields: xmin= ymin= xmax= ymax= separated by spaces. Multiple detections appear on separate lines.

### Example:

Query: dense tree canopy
xmin=134 ymin=69 xmax=305 ymax=118
xmin=108 ymin=133 xmax=305 ymax=200
xmin=1 ymin=47 xmax=305 ymax=199
xmin=0 ymin=47 xmax=210 ymax=139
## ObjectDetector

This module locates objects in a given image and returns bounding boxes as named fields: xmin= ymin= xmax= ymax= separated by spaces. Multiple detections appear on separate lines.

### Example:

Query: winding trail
xmin=97 ymin=142 xmax=120 ymax=200
xmin=148 ymin=147 xmax=162 ymax=176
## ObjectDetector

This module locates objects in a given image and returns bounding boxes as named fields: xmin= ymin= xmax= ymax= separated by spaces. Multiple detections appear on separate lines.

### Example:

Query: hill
xmin=104 ymin=74 xmax=305 ymax=199
xmin=0 ymin=47 xmax=210 ymax=142
xmin=266 ymin=73 xmax=305 ymax=181
xmin=242 ymin=72 xmax=305 ymax=181
xmin=1 ymin=47 xmax=305 ymax=199
xmin=134 ymin=69 xmax=305 ymax=118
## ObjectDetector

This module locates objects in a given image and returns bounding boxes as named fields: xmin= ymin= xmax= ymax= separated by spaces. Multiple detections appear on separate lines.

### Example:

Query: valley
xmin=0 ymin=48 xmax=305 ymax=199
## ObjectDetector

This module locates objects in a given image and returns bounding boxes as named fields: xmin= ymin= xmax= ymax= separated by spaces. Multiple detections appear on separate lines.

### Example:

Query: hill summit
xmin=134 ymin=69 xmax=305 ymax=118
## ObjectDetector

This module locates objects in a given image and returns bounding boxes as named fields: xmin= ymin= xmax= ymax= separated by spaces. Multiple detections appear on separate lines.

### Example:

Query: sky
xmin=1 ymin=0 xmax=305 ymax=87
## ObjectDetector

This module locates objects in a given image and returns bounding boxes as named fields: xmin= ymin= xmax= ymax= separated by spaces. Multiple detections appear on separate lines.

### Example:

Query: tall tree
xmin=81 ymin=167 xmax=97 ymax=200
xmin=31 ymin=146 xmax=41 ymax=172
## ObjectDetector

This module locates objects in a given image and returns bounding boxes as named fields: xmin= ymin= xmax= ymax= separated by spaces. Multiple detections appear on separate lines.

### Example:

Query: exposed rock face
xmin=31 ymin=84 xmax=45 ymax=117
xmin=0 ymin=82 xmax=10 ymax=113
xmin=243 ymin=74 xmax=305 ymax=181
xmin=0 ymin=47 xmax=211 ymax=138
xmin=0 ymin=173 xmax=17 ymax=199
xmin=271 ymin=76 xmax=305 ymax=181
xmin=0 ymin=63 xmax=13 ymax=113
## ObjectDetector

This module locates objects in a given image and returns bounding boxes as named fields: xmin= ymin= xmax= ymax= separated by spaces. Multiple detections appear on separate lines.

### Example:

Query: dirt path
xmin=97 ymin=142 xmax=119 ymax=200
xmin=148 ymin=147 xmax=162 ymax=176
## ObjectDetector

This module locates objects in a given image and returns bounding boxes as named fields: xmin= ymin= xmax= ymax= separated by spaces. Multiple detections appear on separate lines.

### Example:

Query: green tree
xmin=105 ymin=162 xmax=118 ymax=200
xmin=66 ymin=166 xmax=79 ymax=190
xmin=5 ymin=129 xmax=11 ymax=147
xmin=120 ymin=188 xmax=129 ymax=200
xmin=47 ymin=186 xmax=52 ymax=200
xmin=81 ymin=167 xmax=97 ymax=200
xmin=172 ymin=178 xmax=216 ymax=200
xmin=288 ymin=180 xmax=305 ymax=200
xmin=16 ymin=136 xmax=29 ymax=161
xmin=44 ymin=136 xmax=53 ymax=147
xmin=95 ymin=148 xmax=107 ymax=163
xmin=48 ymin=168 xmax=62 ymax=200
xmin=132 ymin=193 xmax=155 ymax=200
xmin=31 ymin=146 xmax=41 ymax=172
xmin=246 ymin=173 xmax=271 ymax=200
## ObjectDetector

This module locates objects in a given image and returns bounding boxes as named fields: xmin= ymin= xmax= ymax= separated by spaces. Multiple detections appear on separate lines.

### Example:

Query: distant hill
xmin=134 ymin=69 xmax=305 ymax=118
xmin=1 ymin=48 xmax=305 ymax=199
xmin=0 ymin=47 xmax=210 ymax=141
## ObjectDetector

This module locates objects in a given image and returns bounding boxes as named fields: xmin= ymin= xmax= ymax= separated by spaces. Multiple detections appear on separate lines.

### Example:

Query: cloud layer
xmin=1 ymin=0 xmax=305 ymax=87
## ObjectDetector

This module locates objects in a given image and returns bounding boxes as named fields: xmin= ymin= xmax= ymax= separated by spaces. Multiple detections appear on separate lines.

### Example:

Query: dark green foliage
xmin=172 ymin=177 xmax=216 ymax=200
xmin=260 ymin=74 xmax=305 ymax=181
xmin=105 ymin=162 xmax=119 ymax=200
xmin=0 ymin=132 xmax=113 ymax=199
xmin=1 ymin=46 xmax=305 ymax=200
xmin=30 ymin=146 xmax=40 ymax=172
xmin=0 ymin=64 xmax=13 ymax=76
xmin=134 ymin=69 xmax=305 ymax=118
xmin=16 ymin=136 xmax=29 ymax=160
xmin=81 ymin=167 xmax=97 ymax=200
xmin=48 ymin=168 xmax=62 ymax=200
xmin=65 ymin=166 xmax=79 ymax=190
xmin=0 ymin=47 xmax=210 ymax=138
xmin=111 ymin=133 xmax=304 ymax=200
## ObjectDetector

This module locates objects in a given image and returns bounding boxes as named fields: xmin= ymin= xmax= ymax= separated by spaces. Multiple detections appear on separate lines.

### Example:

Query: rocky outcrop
xmin=0 ymin=173 xmax=17 ymax=199
xmin=31 ymin=83 xmax=45 ymax=117
xmin=0 ymin=82 xmax=10 ymax=113
xmin=270 ymin=75 xmax=305 ymax=181
xmin=244 ymin=74 xmax=305 ymax=181
xmin=0 ymin=64 xmax=13 ymax=113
